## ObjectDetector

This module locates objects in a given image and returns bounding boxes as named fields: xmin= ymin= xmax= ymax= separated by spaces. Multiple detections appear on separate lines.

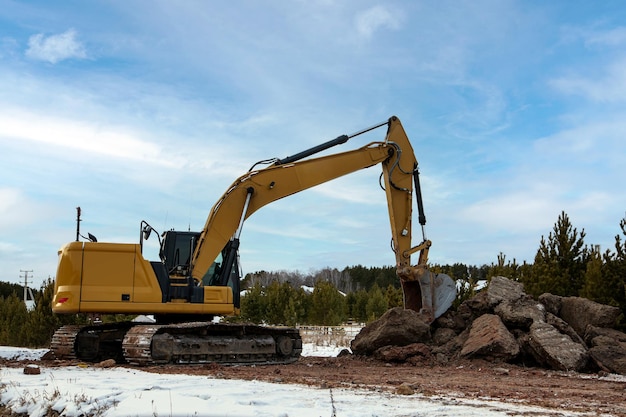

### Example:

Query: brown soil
xmin=147 ymin=356 xmax=626 ymax=416
xmin=3 ymin=355 xmax=626 ymax=416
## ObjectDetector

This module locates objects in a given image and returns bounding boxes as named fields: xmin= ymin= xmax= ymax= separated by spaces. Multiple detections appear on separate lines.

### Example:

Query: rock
xmin=395 ymin=383 xmax=415 ymax=395
xmin=460 ymin=314 xmax=520 ymax=361
xmin=588 ymin=344 xmax=626 ymax=375
xmin=432 ymin=327 xmax=457 ymax=346
xmin=584 ymin=325 xmax=626 ymax=346
xmin=351 ymin=307 xmax=431 ymax=356
xmin=337 ymin=349 xmax=352 ymax=357
xmin=23 ymin=364 xmax=41 ymax=375
xmin=494 ymin=297 xmax=546 ymax=329
xmin=559 ymin=297 xmax=621 ymax=336
xmin=486 ymin=276 xmax=525 ymax=307
xmin=40 ymin=350 xmax=56 ymax=361
xmin=545 ymin=313 xmax=585 ymax=345
xmin=434 ymin=310 xmax=467 ymax=332
xmin=374 ymin=343 xmax=431 ymax=363
xmin=538 ymin=293 xmax=562 ymax=316
xmin=584 ymin=325 xmax=626 ymax=375
xmin=459 ymin=291 xmax=490 ymax=318
xmin=493 ymin=367 xmax=510 ymax=375
xmin=96 ymin=359 xmax=117 ymax=368
xmin=432 ymin=328 xmax=469 ymax=358
xmin=527 ymin=322 xmax=588 ymax=372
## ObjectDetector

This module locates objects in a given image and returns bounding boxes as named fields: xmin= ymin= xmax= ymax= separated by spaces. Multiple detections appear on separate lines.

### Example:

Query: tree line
xmin=0 ymin=279 xmax=86 ymax=347
xmin=238 ymin=211 xmax=626 ymax=328
xmin=1 ymin=210 xmax=624 ymax=347
xmin=237 ymin=279 xmax=404 ymax=326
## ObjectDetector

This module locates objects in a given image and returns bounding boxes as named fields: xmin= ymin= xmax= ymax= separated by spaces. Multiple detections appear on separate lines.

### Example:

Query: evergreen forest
xmin=1 ymin=211 xmax=625 ymax=348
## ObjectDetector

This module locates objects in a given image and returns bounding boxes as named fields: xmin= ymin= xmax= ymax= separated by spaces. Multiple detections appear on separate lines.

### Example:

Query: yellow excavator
xmin=51 ymin=116 xmax=456 ymax=365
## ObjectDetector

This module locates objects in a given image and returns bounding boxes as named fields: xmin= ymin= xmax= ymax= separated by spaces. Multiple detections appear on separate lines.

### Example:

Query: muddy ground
xmin=150 ymin=356 xmax=626 ymax=416
xmin=3 ymin=355 xmax=626 ymax=416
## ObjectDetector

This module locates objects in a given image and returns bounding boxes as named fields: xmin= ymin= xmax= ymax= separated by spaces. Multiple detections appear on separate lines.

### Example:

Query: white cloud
xmin=354 ymin=5 xmax=402 ymax=39
xmin=0 ymin=188 xmax=40 ymax=231
xmin=25 ymin=29 xmax=87 ymax=63
xmin=550 ymin=57 xmax=626 ymax=103
xmin=584 ymin=26 xmax=626 ymax=47
xmin=461 ymin=190 xmax=560 ymax=234
xmin=312 ymin=173 xmax=386 ymax=205
xmin=533 ymin=119 xmax=626 ymax=165
xmin=0 ymin=107 xmax=173 ymax=166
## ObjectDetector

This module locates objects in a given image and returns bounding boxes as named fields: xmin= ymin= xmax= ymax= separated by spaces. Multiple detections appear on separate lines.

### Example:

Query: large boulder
xmin=486 ymin=276 xmax=526 ymax=307
xmin=538 ymin=293 xmax=562 ymax=316
xmin=559 ymin=297 xmax=621 ymax=336
xmin=584 ymin=325 xmax=626 ymax=375
xmin=432 ymin=327 xmax=457 ymax=346
xmin=351 ymin=307 xmax=431 ymax=356
xmin=431 ymin=328 xmax=470 ymax=361
xmin=494 ymin=297 xmax=546 ymax=329
xmin=455 ymin=276 xmax=526 ymax=325
xmin=460 ymin=314 xmax=520 ymax=361
xmin=526 ymin=322 xmax=588 ymax=372
xmin=374 ymin=343 xmax=432 ymax=363
xmin=545 ymin=313 xmax=584 ymax=345
xmin=459 ymin=291 xmax=490 ymax=318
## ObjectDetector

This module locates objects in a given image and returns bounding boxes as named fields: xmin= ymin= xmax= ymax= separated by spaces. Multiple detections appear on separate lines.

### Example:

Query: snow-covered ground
xmin=0 ymin=346 xmax=602 ymax=417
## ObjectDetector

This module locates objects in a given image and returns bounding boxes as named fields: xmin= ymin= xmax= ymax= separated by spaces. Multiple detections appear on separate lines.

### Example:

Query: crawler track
xmin=51 ymin=322 xmax=302 ymax=366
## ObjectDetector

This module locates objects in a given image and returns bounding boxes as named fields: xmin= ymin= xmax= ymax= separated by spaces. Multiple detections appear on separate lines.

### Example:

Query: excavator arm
xmin=191 ymin=116 xmax=456 ymax=323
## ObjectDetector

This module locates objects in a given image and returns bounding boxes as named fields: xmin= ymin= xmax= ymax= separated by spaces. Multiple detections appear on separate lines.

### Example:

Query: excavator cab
xmin=159 ymin=231 xmax=198 ymax=276
xmin=157 ymin=230 xmax=241 ymax=308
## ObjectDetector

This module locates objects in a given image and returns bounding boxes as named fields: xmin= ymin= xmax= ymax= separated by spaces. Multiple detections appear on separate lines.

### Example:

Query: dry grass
xmin=298 ymin=324 xmax=363 ymax=347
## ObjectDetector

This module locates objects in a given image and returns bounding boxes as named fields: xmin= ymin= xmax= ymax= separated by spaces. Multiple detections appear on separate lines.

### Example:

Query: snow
xmin=0 ymin=346 xmax=49 ymax=361
xmin=0 ymin=346 xmax=614 ymax=417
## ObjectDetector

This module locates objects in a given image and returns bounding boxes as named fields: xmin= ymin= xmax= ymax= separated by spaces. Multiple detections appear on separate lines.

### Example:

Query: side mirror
xmin=143 ymin=225 xmax=152 ymax=240
xmin=87 ymin=233 xmax=98 ymax=242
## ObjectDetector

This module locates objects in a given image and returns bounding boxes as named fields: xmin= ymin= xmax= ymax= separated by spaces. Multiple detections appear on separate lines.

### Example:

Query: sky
xmin=1 ymin=1 xmax=626 ymax=286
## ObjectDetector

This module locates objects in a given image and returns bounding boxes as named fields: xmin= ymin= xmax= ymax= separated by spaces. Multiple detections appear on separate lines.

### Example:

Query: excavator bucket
xmin=399 ymin=268 xmax=456 ymax=324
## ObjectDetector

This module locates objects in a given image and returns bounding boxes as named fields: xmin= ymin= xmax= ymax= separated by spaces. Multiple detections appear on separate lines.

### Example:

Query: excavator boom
xmin=191 ymin=115 xmax=456 ymax=322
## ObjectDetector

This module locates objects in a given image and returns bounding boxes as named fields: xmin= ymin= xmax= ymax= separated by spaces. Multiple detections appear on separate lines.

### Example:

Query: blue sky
xmin=1 ymin=1 xmax=625 ymax=286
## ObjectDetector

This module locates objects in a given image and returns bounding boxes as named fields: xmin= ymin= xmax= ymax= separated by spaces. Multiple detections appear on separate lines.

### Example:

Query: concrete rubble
xmin=350 ymin=276 xmax=626 ymax=375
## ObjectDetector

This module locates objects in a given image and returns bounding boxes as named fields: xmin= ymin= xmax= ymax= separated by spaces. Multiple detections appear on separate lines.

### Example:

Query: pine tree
xmin=384 ymin=284 xmax=403 ymax=308
xmin=351 ymin=289 xmax=369 ymax=322
xmin=365 ymin=285 xmax=388 ymax=321
xmin=579 ymin=247 xmax=609 ymax=304
xmin=525 ymin=211 xmax=588 ymax=297
xmin=308 ymin=281 xmax=345 ymax=325
xmin=240 ymin=282 xmax=267 ymax=324
xmin=0 ymin=292 xmax=28 ymax=346
xmin=598 ymin=217 xmax=626 ymax=323
xmin=23 ymin=279 xmax=61 ymax=347
xmin=284 ymin=287 xmax=309 ymax=326
xmin=488 ymin=253 xmax=520 ymax=280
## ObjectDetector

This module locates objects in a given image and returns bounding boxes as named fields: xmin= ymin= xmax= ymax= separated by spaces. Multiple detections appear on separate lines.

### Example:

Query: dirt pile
xmin=351 ymin=276 xmax=626 ymax=375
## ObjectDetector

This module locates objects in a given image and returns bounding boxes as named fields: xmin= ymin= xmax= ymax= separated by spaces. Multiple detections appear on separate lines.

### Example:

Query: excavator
xmin=50 ymin=116 xmax=456 ymax=366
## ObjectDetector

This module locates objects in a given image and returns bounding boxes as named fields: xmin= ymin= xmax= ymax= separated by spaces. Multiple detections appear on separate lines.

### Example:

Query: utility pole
xmin=20 ymin=269 xmax=35 ymax=310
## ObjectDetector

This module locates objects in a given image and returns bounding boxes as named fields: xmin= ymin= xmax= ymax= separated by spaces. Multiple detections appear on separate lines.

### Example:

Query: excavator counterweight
xmin=51 ymin=116 xmax=456 ymax=365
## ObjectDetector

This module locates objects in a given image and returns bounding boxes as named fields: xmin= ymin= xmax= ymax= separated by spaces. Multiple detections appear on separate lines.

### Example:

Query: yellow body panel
xmin=52 ymin=241 xmax=235 ymax=315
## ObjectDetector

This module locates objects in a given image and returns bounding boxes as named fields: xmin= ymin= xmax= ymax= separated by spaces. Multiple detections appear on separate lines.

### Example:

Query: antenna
xmin=76 ymin=206 xmax=82 ymax=241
